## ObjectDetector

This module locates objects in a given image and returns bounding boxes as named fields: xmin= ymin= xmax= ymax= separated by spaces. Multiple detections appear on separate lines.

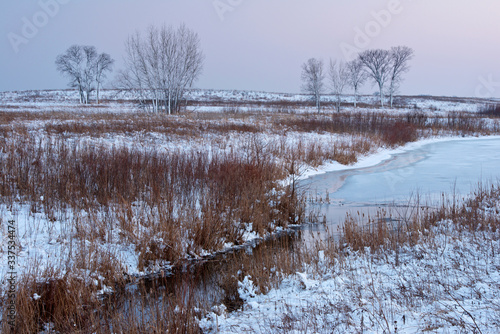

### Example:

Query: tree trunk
xmin=389 ymin=81 xmax=394 ymax=108
xmin=78 ymin=85 xmax=84 ymax=104
xmin=96 ymin=82 xmax=100 ymax=104
xmin=379 ymin=84 xmax=384 ymax=107
xmin=152 ymin=98 xmax=157 ymax=113
xmin=354 ymin=90 xmax=357 ymax=109
xmin=168 ymin=91 xmax=172 ymax=115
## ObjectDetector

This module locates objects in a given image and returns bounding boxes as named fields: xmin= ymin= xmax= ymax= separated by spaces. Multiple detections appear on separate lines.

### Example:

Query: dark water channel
xmin=107 ymin=137 xmax=500 ymax=325
xmin=104 ymin=230 xmax=303 ymax=325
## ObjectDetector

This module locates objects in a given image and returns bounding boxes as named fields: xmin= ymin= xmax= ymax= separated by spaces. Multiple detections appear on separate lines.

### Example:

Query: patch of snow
xmin=202 ymin=218 xmax=500 ymax=333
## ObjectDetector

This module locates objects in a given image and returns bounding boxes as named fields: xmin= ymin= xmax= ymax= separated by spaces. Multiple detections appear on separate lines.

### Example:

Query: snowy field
xmin=1 ymin=89 xmax=500 ymax=332
xmin=0 ymin=90 xmax=496 ymax=279
xmin=5 ymin=133 xmax=496 ymax=284
xmin=198 ymin=135 xmax=500 ymax=333
xmin=0 ymin=89 xmax=497 ymax=114
xmin=201 ymin=212 xmax=500 ymax=333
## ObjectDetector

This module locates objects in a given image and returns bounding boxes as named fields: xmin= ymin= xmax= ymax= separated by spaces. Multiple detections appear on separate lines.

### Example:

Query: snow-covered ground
xmin=0 ymin=89 xmax=496 ymax=113
xmin=0 ymin=91 xmax=498 ymax=280
xmin=0 ymin=121 xmax=352 ymax=283
xmin=0 ymin=128 xmax=357 ymax=281
xmin=1 ymin=90 xmax=500 ymax=332
xmin=201 ymin=198 xmax=500 ymax=333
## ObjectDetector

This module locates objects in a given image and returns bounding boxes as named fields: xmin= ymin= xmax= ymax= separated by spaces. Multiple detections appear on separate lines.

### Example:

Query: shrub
xmin=381 ymin=121 xmax=418 ymax=147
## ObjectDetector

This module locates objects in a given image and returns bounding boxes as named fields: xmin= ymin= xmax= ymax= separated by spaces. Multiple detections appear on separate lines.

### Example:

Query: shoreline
xmin=299 ymin=134 xmax=500 ymax=181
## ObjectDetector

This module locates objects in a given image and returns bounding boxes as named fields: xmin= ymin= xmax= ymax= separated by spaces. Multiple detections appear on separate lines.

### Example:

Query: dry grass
xmin=274 ymin=110 xmax=495 ymax=147
xmin=1 ymin=106 xmax=499 ymax=332
xmin=0 ymin=115 xmax=305 ymax=332
xmin=230 ymin=184 xmax=500 ymax=334
xmin=479 ymin=104 xmax=500 ymax=118
xmin=0 ymin=133 xmax=303 ymax=265
xmin=333 ymin=183 xmax=500 ymax=259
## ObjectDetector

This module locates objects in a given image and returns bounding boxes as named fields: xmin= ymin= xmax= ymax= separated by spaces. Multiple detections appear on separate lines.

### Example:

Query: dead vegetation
xmin=479 ymin=104 xmax=500 ymax=118
xmin=337 ymin=183 xmax=500 ymax=256
xmin=211 ymin=184 xmax=500 ymax=333
xmin=1 ymin=104 xmax=500 ymax=333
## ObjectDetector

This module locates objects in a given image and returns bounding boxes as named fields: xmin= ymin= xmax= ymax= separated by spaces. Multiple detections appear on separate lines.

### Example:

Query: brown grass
xmin=0 ymin=133 xmax=304 ymax=266
xmin=1 ymin=106 xmax=499 ymax=332
xmin=335 ymin=184 xmax=500 ymax=257
xmin=274 ymin=111 xmax=495 ymax=146
xmin=5 ymin=268 xmax=102 ymax=333
xmin=479 ymin=104 xmax=500 ymax=118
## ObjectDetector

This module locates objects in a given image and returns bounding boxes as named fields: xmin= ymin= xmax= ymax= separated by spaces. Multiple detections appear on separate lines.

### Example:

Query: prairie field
xmin=1 ymin=90 xmax=500 ymax=333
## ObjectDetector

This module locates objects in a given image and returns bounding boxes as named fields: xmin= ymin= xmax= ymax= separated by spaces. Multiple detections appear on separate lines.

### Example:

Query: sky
xmin=1 ymin=0 xmax=499 ymax=98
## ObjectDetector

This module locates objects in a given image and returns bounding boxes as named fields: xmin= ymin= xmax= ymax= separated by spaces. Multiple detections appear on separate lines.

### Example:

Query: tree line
xmin=55 ymin=24 xmax=204 ymax=114
xmin=56 ymin=23 xmax=412 ymax=114
xmin=301 ymin=46 xmax=414 ymax=112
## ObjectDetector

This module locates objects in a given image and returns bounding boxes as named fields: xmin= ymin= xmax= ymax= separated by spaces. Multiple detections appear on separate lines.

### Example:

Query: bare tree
xmin=81 ymin=46 xmax=98 ymax=104
xmin=118 ymin=31 xmax=160 ymax=111
xmin=329 ymin=60 xmax=350 ymax=113
xmin=388 ymin=46 xmax=414 ymax=108
xmin=358 ymin=49 xmax=392 ymax=107
xmin=95 ymin=53 xmax=114 ymax=104
xmin=346 ymin=59 xmax=367 ymax=108
xmin=118 ymin=24 xmax=204 ymax=114
xmin=56 ymin=45 xmax=86 ymax=103
xmin=56 ymin=45 xmax=114 ymax=104
xmin=301 ymin=58 xmax=325 ymax=112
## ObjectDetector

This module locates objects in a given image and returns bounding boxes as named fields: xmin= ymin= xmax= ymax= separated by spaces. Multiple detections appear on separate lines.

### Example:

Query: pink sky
xmin=1 ymin=0 xmax=499 ymax=98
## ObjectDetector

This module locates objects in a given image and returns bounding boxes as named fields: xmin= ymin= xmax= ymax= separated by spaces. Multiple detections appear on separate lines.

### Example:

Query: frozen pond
xmin=303 ymin=137 xmax=500 ymax=228
xmin=116 ymin=136 xmax=500 ymax=323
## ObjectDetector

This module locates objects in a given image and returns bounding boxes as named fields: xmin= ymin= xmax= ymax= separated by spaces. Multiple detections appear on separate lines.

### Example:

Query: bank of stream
xmin=106 ymin=136 xmax=500 ymax=329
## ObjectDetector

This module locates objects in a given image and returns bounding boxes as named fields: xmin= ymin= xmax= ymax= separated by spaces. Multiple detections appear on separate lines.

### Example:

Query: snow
xmin=0 ymin=130 xmax=343 ymax=280
xmin=1 ymin=89 xmax=497 ymax=114
xmin=299 ymin=135 xmax=500 ymax=181
xmin=0 ymin=98 xmax=498 ymax=280
xmin=0 ymin=203 xmax=141 ymax=282
xmin=200 ymin=218 xmax=500 ymax=333
xmin=1 ymin=89 xmax=500 ymax=332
